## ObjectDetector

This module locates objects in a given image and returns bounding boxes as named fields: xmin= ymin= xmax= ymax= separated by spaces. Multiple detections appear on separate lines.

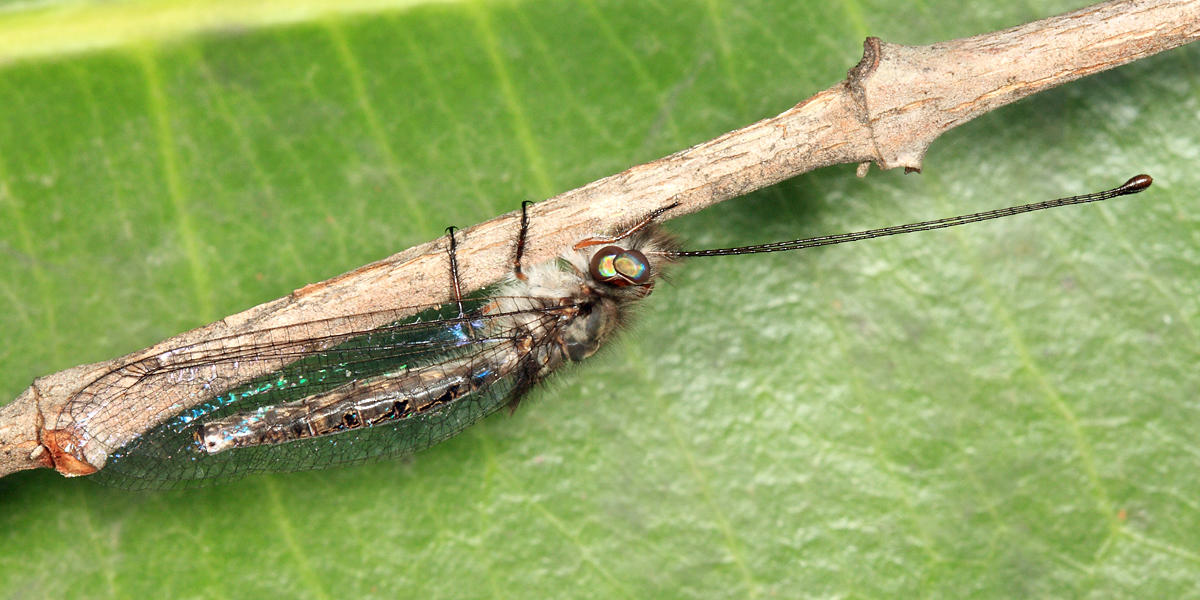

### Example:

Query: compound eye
xmin=589 ymin=246 xmax=651 ymax=286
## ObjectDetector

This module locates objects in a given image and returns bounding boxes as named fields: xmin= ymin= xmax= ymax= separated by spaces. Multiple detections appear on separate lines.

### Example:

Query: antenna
xmin=665 ymin=175 xmax=1152 ymax=258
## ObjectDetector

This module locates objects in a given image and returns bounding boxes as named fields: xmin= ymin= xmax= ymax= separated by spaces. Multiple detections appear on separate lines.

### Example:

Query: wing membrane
xmin=67 ymin=298 xmax=567 ymax=489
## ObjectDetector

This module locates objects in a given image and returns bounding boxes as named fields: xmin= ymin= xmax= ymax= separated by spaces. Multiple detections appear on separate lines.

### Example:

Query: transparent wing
xmin=63 ymin=298 xmax=566 ymax=489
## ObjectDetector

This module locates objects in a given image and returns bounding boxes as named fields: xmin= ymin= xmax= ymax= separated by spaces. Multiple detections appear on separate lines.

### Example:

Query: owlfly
xmin=38 ymin=175 xmax=1152 ymax=488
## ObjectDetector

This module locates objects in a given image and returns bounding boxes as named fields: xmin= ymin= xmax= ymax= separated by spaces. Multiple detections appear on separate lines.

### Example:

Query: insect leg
xmin=573 ymin=201 xmax=681 ymax=249
xmin=445 ymin=226 xmax=466 ymax=318
xmin=513 ymin=200 xmax=534 ymax=281
xmin=444 ymin=226 xmax=480 ymax=342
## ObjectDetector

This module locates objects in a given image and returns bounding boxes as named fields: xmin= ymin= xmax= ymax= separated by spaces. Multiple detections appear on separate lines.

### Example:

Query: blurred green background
xmin=1 ymin=0 xmax=1197 ymax=597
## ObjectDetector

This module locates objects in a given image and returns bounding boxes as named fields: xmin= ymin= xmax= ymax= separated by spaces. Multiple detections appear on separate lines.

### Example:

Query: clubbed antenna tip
xmin=1118 ymin=174 xmax=1153 ymax=194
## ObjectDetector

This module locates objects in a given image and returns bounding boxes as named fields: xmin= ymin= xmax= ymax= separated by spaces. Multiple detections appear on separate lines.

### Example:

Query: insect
xmin=55 ymin=175 xmax=1151 ymax=489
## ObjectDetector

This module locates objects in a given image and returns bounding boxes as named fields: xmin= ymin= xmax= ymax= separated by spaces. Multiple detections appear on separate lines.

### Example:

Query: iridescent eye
xmin=591 ymin=247 xmax=621 ymax=280
xmin=589 ymin=246 xmax=651 ymax=286
xmin=614 ymin=250 xmax=649 ymax=283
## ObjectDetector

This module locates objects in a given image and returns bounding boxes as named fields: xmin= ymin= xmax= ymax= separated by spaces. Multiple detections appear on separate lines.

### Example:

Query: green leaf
xmin=2 ymin=1 xmax=1198 ymax=597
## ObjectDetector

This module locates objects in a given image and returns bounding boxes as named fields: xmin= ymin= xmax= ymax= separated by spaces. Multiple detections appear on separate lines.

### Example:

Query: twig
xmin=1 ymin=0 xmax=1197 ymax=479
